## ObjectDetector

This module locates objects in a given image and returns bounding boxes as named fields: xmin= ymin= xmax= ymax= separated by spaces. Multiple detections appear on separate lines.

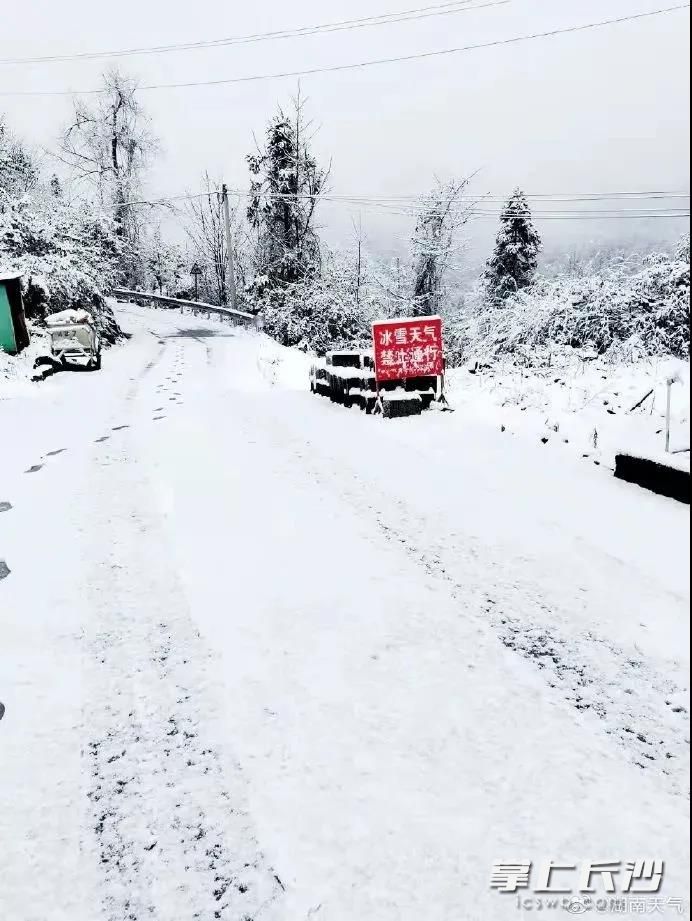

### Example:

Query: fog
xmin=2 ymin=0 xmax=689 ymax=269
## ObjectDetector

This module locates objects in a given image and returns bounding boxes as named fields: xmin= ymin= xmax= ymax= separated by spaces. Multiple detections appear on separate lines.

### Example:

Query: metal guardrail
xmin=113 ymin=289 xmax=260 ymax=330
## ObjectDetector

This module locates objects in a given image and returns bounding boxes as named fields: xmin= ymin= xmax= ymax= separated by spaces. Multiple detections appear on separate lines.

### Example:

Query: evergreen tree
xmin=484 ymin=188 xmax=541 ymax=302
xmin=246 ymin=92 xmax=328 ymax=290
xmin=0 ymin=117 xmax=38 ymax=199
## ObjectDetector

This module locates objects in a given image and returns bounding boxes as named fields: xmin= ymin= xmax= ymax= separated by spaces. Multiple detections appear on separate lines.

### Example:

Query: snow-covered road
xmin=1 ymin=303 xmax=689 ymax=921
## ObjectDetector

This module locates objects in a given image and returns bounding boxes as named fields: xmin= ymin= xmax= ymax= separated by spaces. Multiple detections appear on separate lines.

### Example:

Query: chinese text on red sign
xmin=372 ymin=317 xmax=444 ymax=382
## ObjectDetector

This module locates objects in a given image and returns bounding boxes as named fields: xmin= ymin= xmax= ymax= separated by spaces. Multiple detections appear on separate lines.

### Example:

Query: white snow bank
xmin=446 ymin=356 xmax=690 ymax=469
xmin=250 ymin=334 xmax=313 ymax=391
xmin=617 ymin=448 xmax=690 ymax=473
xmin=0 ymin=325 xmax=50 ymax=399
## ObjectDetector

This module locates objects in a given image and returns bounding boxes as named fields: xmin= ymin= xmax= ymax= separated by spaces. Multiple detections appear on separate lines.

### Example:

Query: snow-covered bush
xmin=1 ymin=117 xmax=127 ymax=342
xmin=251 ymin=250 xmax=374 ymax=352
xmin=455 ymin=242 xmax=690 ymax=366
xmin=0 ymin=190 xmax=125 ymax=342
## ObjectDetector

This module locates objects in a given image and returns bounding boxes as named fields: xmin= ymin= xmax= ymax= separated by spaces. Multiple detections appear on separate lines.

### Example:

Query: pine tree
xmin=484 ymin=188 xmax=541 ymax=302
xmin=246 ymin=92 xmax=328 ymax=290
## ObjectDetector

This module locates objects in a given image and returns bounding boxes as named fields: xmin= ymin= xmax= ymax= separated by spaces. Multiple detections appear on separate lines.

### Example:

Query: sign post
xmin=190 ymin=262 xmax=202 ymax=302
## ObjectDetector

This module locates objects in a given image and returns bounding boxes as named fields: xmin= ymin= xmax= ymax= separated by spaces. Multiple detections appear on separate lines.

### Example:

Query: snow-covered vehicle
xmin=46 ymin=309 xmax=102 ymax=370
xmin=310 ymin=348 xmax=446 ymax=415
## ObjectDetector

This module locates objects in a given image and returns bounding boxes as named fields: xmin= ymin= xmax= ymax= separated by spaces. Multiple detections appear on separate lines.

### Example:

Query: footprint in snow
xmin=45 ymin=448 xmax=67 ymax=457
xmin=0 ymin=501 xmax=12 ymax=513
xmin=25 ymin=464 xmax=43 ymax=474
xmin=95 ymin=436 xmax=110 ymax=443
xmin=112 ymin=425 xmax=129 ymax=431
xmin=153 ymin=415 xmax=165 ymax=421
xmin=0 ymin=561 xmax=10 ymax=580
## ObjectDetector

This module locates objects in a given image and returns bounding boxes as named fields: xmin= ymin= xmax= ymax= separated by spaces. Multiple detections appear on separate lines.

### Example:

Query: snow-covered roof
xmin=0 ymin=272 xmax=23 ymax=283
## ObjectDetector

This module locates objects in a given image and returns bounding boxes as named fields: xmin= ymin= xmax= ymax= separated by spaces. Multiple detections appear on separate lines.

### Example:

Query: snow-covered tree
xmin=366 ymin=255 xmax=415 ymax=319
xmin=257 ymin=248 xmax=374 ymax=351
xmin=483 ymin=188 xmax=542 ymax=303
xmin=0 ymin=118 xmax=38 ymax=198
xmin=0 ymin=187 xmax=124 ymax=341
xmin=675 ymin=231 xmax=690 ymax=263
xmin=246 ymin=91 xmax=328 ymax=290
xmin=456 ymin=235 xmax=690 ymax=364
xmin=58 ymin=70 xmax=157 ymax=265
xmin=145 ymin=227 xmax=186 ymax=295
xmin=411 ymin=177 xmax=475 ymax=315
xmin=183 ymin=174 xmax=248 ymax=305
xmin=1 ymin=113 xmax=125 ymax=340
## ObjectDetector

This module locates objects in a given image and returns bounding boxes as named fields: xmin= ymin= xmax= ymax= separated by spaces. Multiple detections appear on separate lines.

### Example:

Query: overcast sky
xmin=2 ymin=0 xmax=690 ymax=266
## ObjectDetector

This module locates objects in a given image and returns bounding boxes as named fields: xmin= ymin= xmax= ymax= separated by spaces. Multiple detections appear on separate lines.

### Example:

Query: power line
xmin=328 ymin=200 xmax=691 ymax=214
xmin=114 ymin=190 xmax=222 ymax=208
xmin=237 ymin=192 xmax=691 ymax=207
xmin=0 ymin=1 xmax=506 ymax=66
xmin=471 ymin=212 xmax=690 ymax=220
xmin=112 ymin=187 xmax=689 ymax=207
xmin=109 ymin=186 xmax=689 ymax=220
xmin=322 ymin=201 xmax=691 ymax=218
xmin=313 ymin=191 xmax=692 ymax=203
xmin=246 ymin=198 xmax=691 ymax=216
xmin=227 ymin=188 xmax=691 ymax=214
xmin=2 ymin=4 xmax=688 ymax=97
xmin=356 ymin=204 xmax=691 ymax=219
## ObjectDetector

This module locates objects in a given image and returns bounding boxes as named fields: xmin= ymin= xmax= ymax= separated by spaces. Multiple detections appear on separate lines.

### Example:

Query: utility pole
xmin=221 ymin=183 xmax=238 ymax=311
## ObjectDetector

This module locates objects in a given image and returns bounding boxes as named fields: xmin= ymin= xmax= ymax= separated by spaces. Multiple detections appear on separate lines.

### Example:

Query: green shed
xmin=0 ymin=273 xmax=30 ymax=354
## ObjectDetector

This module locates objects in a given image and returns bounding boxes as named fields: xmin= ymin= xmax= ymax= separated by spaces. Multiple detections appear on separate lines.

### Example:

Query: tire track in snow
xmin=81 ymin=417 xmax=284 ymax=920
xmin=236 ymin=401 xmax=689 ymax=796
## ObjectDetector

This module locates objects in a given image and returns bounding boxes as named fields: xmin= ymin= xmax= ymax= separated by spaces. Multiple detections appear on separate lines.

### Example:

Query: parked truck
xmin=45 ymin=309 xmax=102 ymax=370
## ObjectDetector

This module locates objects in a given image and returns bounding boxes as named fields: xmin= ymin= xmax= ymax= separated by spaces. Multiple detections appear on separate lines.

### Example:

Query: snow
xmin=381 ymin=388 xmax=421 ymax=401
xmin=44 ymin=308 xmax=95 ymax=326
xmin=1 ymin=302 xmax=689 ymax=920
xmin=618 ymin=448 xmax=690 ymax=474
xmin=445 ymin=356 xmax=691 ymax=470
xmin=373 ymin=313 xmax=443 ymax=326
xmin=321 ymin=365 xmax=374 ymax=381
xmin=0 ymin=323 xmax=50 ymax=395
